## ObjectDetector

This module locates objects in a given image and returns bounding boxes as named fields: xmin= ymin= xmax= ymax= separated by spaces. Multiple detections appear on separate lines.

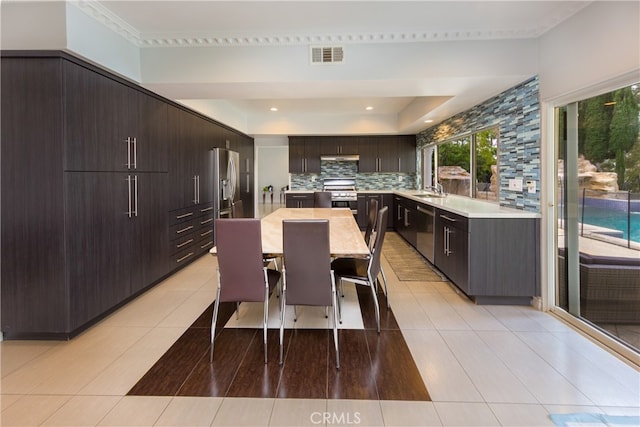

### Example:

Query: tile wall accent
xmin=417 ymin=76 xmax=540 ymax=212
xmin=291 ymin=161 xmax=417 ymax=190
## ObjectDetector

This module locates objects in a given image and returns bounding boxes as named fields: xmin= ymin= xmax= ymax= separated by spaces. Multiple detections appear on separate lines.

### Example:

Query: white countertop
xmin=395 ymin=191 xmax=541 ymax=219
xmin=285 ymin=189 xmax=541 ymax=218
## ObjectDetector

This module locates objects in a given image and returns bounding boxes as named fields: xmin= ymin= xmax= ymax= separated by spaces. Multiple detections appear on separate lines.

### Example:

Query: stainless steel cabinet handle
xmin=176 ymin=212 xmax=193 ymax=220
xmin=200 ymin=241 xmax=213 ymax=249
xmin=245 ymin=158 xmax=250 ymax=172
xmin=132 ymin=137 xmax=137 ymax=169
xmin=197 ymin=175 xmax=201 ymax=203
xmin=177 ymin=239 xmax=194 ymax=249
xmin=125 ymin=138 xmax=131 ymax=169
xmin=193 ymin=176 xmax=198 ymax=204
xmin=200 ymin=229 xmax=213 ymax=237
xmin=126 ymin=176 xmax=132 ymax=217
xmin=200 ymin=206 xmax=213 ymax=213
xmin=200 ymin=218 xmax=213 ymax=225
xmin=398 ymin=158 xmax=401 ymax=171
xmin=176 ymin=225 xmax=194 ymax=234
xmin=404 ymin=208 xmax=410 ymax=227
xmin=133 ymin=175 xmax=138 ymax=217
xmin=177 ymin=252 xmax=194 ymax=263
xmin=440 ymin=214 xmax=457 ymax=222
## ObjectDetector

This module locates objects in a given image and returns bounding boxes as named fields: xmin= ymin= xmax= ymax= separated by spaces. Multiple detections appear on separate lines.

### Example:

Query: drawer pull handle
xmin=177 ymin=252 xmax=194 ymax=263
xmin=200 ymin=207 xmax=213 ymax=212
xmin=176 ymin=212 xmax=193 ymax=220
xmin=176 ymin=239 xmax=194 ymax=248
xmin=200 ymin=241 xmax=213 ymax=249
xmin=200 ymin=218 xmax=213 ymax=225
xmin=200 ymin=229 xmax=213 ymax=237
xmin=176 ymin=225 xmax=194 ymax=234
xmin=440 ymin=215 xmax=457 ymax=222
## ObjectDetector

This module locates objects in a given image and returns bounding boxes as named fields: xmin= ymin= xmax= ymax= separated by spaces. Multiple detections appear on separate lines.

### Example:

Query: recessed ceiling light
xmin=365 ymin=106 xmax=374 ymax=111
xmin=424 ymin=119 xmax=434 ymax=123
xmin=270 ymin=107 xmax=278 ymax=112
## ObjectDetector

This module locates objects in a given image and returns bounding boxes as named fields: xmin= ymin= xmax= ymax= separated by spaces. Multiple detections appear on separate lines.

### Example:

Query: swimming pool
xmin=580 ymin=205 xmax=640 ymax=243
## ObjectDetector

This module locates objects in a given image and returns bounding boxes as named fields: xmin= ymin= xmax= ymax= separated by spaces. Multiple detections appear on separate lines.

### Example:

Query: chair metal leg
xmin=368 ymin=274 xmax=381 ymax=333
xmin=235 ymin=302 xmax=240 ymax=320
xmin=210 ymin=285 xmax=221 ymax=363
xmin=293 ymin=305 xmax=297 ymax=321
xmin=331 ymin=281 xmax=340 ymax=370
xmin=279 ymin=291 xmax=286 ymax=365
xmin=380 ymin=265 xmax=390 ymax=309
xmin=325 ymin=306 xmax=328 ymax=318
xmin=336 ymin=277 xmax=343 ymax=324
xmin=263 ymin=287 xmax=269 ymax=364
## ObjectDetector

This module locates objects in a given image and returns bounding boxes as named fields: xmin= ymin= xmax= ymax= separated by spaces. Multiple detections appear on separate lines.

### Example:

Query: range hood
xmin=320 ymin=154 xmax=359 ymax=162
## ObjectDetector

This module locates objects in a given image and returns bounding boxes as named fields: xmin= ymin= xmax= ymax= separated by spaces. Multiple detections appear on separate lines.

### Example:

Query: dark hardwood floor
xmin=128 ymin=284 xmax=430 ymax=401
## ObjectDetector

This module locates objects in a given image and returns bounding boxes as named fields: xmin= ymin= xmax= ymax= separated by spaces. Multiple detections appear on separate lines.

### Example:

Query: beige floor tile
xmin=97 ymin=395 xmax=172 ymax=426
xmin=29 ymin=355 xmax=115 ymax=395
xmin=268 ymin=398 xmax=327 ymax=426
xmin=0 ymin=394 xmax=22 ymax=411
xmin=488 ymin=403 xmax=555 ymax=426
xmin=401 ymin=329 xmax=483 ymax=403
xmin=1 ymin=394 xmax=70 ymax=426
xmin=157 ymin=289 xmax=214 ymax=328
xmin=212 ymin=397 xmax=275 ymax=426
xmin=41 ymin=395 xmax=122 ymax=426
xmin=380 ymin=400 xmax=442 ymax=426
xmin=1 ymin=341 xmax=61 ymax=378
xmin=434 ymin=402 xmax=500 ymax=426
xmin=325 ymin=399 xmax=383 ymax=427
xmin=154 ymin=396 xmax=223 ymax=426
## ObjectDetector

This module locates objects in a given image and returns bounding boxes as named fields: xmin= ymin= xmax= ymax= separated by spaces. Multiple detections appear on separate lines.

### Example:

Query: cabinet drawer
xmin=169 ymin=219 xmax=198 ymax=240
xmin=436 ymin=210 xmax=468 ymax=232
xmin=172 ymin=246 xmax=197 ymax=267
xmin=169 ymin=206 xmax=198 ymax=225
xmin=171 ymin=230 xmax=198 ymax=254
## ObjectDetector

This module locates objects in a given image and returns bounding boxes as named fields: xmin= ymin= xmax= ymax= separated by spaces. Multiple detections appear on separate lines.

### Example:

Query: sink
xmin=412 ymin=192 xmax=446 ymax=198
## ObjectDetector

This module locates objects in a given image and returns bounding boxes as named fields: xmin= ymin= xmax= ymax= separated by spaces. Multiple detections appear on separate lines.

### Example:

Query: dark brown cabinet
xmin=286 ymin=193 xmax=314 ymax=208
xmin=357 ymin=193 xmax=394 ymax=230
xmin=64 ymin=61 xmax=169 ymax=173
xmin=289 ymin=137 xmax=321 ymax=173
xmin=320 ymin=136 xmax=358 ymax=156
xmin=434 ymin=210 xmax=469 ymax=292
xmin=1 ymin=51 xmax=253 ymax=339
xmin=358 ymin=136 xmax=416 ymax=173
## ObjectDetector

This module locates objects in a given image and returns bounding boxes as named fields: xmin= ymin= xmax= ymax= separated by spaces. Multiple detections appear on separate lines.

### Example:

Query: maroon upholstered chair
xmin=279 ymin=219 xmax=340 ymax=369
xmin=211 ymin=218 xmax=281 ymax=363
xmin=364 ymin=198 xmax=379 ymax=249
xmin=331 ymin=206 xmax=389 ymax=333
xmin=313 ymin=191 xmax=332 ymax=208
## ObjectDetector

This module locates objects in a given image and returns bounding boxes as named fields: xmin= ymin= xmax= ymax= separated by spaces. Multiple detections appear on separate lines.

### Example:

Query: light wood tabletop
xmin=259 ymin=208 xmax=370 ymax=258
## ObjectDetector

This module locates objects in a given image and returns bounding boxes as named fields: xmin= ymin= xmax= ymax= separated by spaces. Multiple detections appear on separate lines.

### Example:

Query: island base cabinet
xmin=433 ymin=209 xmax=539 ymax=305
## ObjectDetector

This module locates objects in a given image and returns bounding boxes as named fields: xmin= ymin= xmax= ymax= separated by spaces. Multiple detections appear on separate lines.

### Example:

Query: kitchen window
xmin=422 ymin=127 xmax=499 ymax=202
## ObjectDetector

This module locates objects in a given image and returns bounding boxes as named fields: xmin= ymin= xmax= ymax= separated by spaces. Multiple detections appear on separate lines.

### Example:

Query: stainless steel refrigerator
xmin=212 ymin=148 xmax=240 ymax=218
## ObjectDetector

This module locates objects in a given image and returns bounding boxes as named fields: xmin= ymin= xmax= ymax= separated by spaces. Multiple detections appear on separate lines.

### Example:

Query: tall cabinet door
xmin=131 ymin=173 xmax=170 ymax=293
xmin=136 ymin=95 xmax=169 ymax=172
xmin=65 ymin=172 xmax=134 ymax=331
xmin=64 ymin=61 xmax=137 ymax=172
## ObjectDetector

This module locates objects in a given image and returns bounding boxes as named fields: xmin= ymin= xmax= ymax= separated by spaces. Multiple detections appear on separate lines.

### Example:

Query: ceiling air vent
xmin=311 ymin=46 xmax=344 ymax=64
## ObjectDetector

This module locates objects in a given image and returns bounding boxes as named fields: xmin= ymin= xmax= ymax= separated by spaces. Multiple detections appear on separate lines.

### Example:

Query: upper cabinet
xmin=289 ymin=137 xmax=321 ymax=174
xmin=358 ymin=135 xmax=416 ymax=173
xmin=64 ymin=61 xmax=168 ymax=172
xmin=289 ymin=135 xmax=416 ymax=174
xmin=320 ymin=136 xmax=358 ymax=156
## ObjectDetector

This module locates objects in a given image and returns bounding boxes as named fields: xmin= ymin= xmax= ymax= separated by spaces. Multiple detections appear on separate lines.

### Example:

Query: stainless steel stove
xmin=323 ymin=177 xmax=358 ymax=214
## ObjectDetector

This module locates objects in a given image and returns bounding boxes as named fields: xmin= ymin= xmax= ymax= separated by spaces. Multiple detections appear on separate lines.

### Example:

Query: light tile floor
xmin=2 ymin=244 xmax=639 ymax=426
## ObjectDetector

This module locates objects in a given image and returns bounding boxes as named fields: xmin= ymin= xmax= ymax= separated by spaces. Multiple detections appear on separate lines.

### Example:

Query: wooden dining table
xmin=259 ymin=207 xmax=370 ymax=258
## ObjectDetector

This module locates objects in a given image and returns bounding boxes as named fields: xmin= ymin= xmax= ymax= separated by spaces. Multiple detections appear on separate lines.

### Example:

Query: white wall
xmin=1 ymin=2 xmax=67 ymax=49
xmin=255 ymin=136 xmax=290 ymax=203
xmin=538 ymin=1 xmax=640 ymax=102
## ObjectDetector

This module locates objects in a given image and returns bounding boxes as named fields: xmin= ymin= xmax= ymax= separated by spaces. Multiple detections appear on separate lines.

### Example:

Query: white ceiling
xmin=84 ymin=1 xmax=590 ymax=135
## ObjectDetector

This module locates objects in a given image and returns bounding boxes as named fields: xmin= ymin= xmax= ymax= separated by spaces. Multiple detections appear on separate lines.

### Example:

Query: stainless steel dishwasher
xmin=415 ymin=204 xmax=435 ymax=263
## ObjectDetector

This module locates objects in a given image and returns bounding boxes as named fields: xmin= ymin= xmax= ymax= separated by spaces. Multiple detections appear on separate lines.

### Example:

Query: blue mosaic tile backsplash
xmin=417 ymin=76 xmax=540 ymax=212
xmin=290 ymin=161 xmax=417 ymax=191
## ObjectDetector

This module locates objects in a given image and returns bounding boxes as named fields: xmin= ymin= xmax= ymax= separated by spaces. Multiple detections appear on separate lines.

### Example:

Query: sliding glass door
xmin=555 ymin=84 xmax=640 ymax=352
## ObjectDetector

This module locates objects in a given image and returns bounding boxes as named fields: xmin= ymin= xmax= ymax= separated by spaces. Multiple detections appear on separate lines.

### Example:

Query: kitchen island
xmin=393 ymin=191 xmax=541 ymax=305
